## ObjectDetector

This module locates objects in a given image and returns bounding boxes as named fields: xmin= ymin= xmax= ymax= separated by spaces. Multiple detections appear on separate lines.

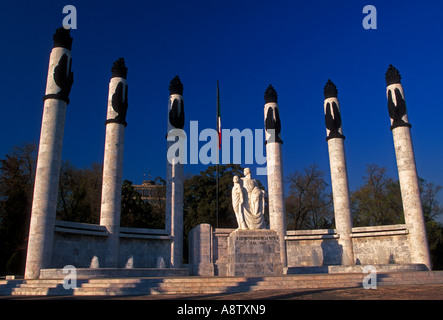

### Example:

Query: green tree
xmin=0 ymin=142 xmax=37 ymax=275
xmin=120 ymin=180 xmax=164 ymax=229
xmin=57 ymin=161 xmax=102 ymax=224
xmin=419 ymin=179 xmax=443 ymax=269
xmin=350 ymin=164 xmax=404 ymax=226
xmin=285 ymin=164 xmax=333 ymax=230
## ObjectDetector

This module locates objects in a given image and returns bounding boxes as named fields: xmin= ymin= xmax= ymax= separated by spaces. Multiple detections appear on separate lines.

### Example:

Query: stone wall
xmin=285 ymin=229 xmax=341 ymax=267
xmin=351 ymin=224 xmax=411 ymax=265
xmin=213 ymin=228 xmax=235 ymax=275
xmin=52 ymin=221 xmax=414 ymax=274
xmin=118 ymin=227 xmax=172 ymax=268
xmin=52 ymin=220 xmax=172 ymax=269
xmin=188 ymin=223 xmax=413 ymax=275
xmin=188 ymin=223 xmax=214 ymax=275
xmin=286 ymin=224 xmax=411 ymax=267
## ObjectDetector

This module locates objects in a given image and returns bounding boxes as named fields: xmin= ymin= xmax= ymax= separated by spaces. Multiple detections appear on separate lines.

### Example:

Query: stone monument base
xmin=227 ymin=229 xmax=283 ymax=276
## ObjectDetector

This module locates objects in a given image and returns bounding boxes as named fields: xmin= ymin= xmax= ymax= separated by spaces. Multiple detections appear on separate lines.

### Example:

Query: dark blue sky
xmin=1 ymin=1 xmax=443 ymax=221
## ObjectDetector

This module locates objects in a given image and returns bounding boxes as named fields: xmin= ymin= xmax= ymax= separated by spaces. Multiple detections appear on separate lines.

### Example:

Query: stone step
xmin=2 ymin=271 xmax=443 ymax=296
xmin=3 ymin=273 xmax=430 ymax=288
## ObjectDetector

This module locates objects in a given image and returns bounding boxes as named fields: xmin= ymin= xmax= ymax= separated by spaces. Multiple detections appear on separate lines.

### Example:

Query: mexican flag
xmin=217 ymin=80 xmax=221 ymax=150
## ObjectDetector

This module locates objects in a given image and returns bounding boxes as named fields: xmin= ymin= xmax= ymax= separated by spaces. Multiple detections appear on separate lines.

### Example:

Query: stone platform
xmin=286 ymin=263 xmax=428 ymax=274
xmin=227 ymin=229 xmax=283 ymax=276
xmin=39 ymin=268 xmax=189 ymax=279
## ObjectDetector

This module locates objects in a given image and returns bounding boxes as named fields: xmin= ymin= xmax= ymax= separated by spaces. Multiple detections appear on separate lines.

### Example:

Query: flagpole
xmin=216 ymin=80 xmax=220 ymax=229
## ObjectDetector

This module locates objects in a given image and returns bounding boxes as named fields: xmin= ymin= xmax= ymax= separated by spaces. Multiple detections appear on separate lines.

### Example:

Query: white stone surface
xmin=188 ymin=224 xmax=214 ymax=275
xmin=166 ymin=93 xmax=184 ymax=267
xmin=392 ymin=125 xmax=431 ymax=269
xmin=25 ymin=47 xmax=70 ymax=279
xmin=264 ymin=102 xmax=287 ymax=268
xmin=44 ymin=47 xmax=72 ymax=96
xmin=99 ymin=76 xmax=127 ymax=268
xmin=90 ymin=256 xmax=99 ymax=269
xmin=327 ymin=133 xmax=354 ymax=266
xmin=106 ymin=77 xmax=127 ymax=120
xmin=232 ymin=168 xmax=266 ymax=230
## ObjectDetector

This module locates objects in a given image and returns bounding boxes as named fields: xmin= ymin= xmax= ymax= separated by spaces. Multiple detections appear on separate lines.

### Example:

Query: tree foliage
xmin=0 ymin=142 xmax=37 ymax=275
xmin=350 ymin=164 xmax=404 ymax=226
xmin=120 ymin=179 xmax=164 ymax=229
xmin=419 ymin=179 xmax=443 ymax=269
xmin=57 ymin=163 xmax=166 ymax=228
xmin=0 ymin=142 xmax=167 ymax=275
xmin=285 ymin=164 xmax=333 ymax=230
xmin=57 ymin=161 xmax=102 ymax=224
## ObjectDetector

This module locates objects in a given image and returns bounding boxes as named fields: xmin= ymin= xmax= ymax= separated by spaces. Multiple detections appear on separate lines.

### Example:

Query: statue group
xmin=232 ymin=168 xmax=266 ymax=230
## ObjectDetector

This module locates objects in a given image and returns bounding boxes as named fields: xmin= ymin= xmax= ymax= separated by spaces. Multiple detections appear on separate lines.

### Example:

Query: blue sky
xmin=1 ymin=0 xmax=443 ymax=222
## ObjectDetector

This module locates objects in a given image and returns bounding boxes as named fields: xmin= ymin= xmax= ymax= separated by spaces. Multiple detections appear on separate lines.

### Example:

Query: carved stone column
xmin=264 ymin=85 xmax=287 ymax=268
xmin=323 ymin=80 xmax=354 ymax=266
xmin=99 ymin=58 xmax=128 ymax=268
xmin=25 ymin=28 xmax=74 ymax=279
xmin=166 ymin=76 xmax=185 ymax=268
xmin=385 ymin=65 xmax=431 ymax=270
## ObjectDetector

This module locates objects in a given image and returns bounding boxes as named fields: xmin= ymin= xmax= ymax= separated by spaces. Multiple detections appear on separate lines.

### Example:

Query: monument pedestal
xmin=227 ymin=229 xmax=283 ymax=276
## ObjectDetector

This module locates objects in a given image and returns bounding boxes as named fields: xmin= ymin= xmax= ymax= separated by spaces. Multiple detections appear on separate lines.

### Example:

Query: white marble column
xmin=25 ymin=28 xmax=74 ymax=279
xmin=264 ymin=85 xmax=287 ymax=268
xmin=166 ymin=76 xmax=185 ymax=268
xmin=99 ymin=58 xmax=128 ymax=268
xmin=323 ymin=80 xmax=354 ymax=266
xmin=385 ymin=65 xmax=431 ymax=270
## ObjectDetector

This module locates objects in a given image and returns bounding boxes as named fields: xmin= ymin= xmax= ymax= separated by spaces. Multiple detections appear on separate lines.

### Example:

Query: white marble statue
xmin=232 ymin=168 xmax=266 ymax=230
xmin=232 ymin=175 xmax=247 ymax=230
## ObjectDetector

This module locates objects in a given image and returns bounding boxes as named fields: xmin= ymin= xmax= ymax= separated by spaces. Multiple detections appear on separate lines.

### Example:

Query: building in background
xmin=134 ymin=180 xmax=166 ymax=207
